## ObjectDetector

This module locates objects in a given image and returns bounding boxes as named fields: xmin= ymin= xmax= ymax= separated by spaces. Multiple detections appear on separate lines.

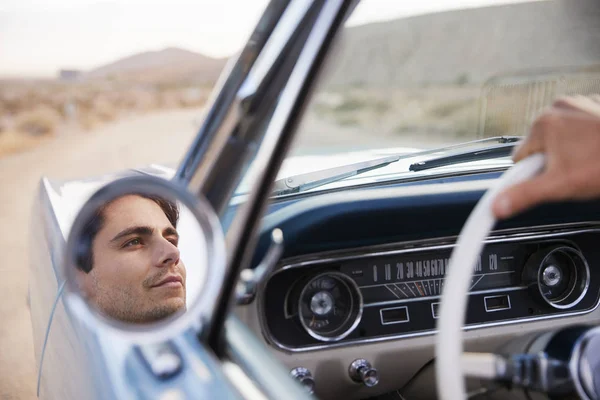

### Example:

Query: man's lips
xmin=152 ymin=275 xmax=183 ymax=288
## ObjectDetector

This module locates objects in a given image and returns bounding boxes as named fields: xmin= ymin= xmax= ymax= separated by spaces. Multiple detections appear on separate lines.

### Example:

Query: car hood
xmin=43 ymin=145 xmax=512 ymax=236
xmin=244 ymin=145 xmax=513 ymax=195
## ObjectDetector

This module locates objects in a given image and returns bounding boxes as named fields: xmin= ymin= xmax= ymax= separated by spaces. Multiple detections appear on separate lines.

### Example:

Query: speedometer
xmin=298 ymin=272 xmax=363 ymax=342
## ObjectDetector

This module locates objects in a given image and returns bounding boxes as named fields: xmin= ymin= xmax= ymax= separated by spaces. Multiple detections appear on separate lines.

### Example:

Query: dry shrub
xmin=129 ymin=90 xmax=159 ymax=112
xmin=1 ymin=93 xmax=26 ymax=115
xmin=14 ymin=105 xmax=62 ymax=136
xmin=78 ymin=113 xmax=100 ymax=131
xmin=428 ymin=99 xmax=472 ymax=118
xmin=0 ymin=130 xmax=46 ymax=157
xmin=159 ymin=91 xmax=184 ymax=109
xmin=91 ymin=98 xmax=117 ymax=122
xmin=179 ymin=88 xmax=207 ymax=108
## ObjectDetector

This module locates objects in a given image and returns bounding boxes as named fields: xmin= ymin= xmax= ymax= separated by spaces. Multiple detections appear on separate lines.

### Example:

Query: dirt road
xmin=0 ymin=107 xmax=413 ymax=399
xmin=0 ymin=109 xmax=206 ymax=399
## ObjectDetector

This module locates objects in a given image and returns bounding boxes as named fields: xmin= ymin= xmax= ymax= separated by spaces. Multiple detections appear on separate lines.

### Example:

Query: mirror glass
xmin=66 ymin=180 xmax=214 ymax=327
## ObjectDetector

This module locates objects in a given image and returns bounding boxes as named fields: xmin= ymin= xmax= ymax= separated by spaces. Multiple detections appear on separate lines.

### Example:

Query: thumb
xmin=492 ymin=173 xmax=561 ymax=219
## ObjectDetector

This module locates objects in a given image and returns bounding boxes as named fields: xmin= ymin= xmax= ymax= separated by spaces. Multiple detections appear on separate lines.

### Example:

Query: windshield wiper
xmin=408 ymin=140 xmax=520 ymax=172
xmin=272 ymin=155 xmax=400 ymax=195
xmin=272 ymin=136 xmax=522 ymax=195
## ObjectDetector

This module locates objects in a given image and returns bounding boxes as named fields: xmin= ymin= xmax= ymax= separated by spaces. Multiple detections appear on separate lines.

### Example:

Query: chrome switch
xmin=349 ymin=359 xmax=379 ymax=387
xmin=290 ymin=367 xmax=315 ymax=394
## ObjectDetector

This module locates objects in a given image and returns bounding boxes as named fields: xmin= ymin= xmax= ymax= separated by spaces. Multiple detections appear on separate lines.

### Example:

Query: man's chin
xmin=93 ymin=296 xmax=186 ymax=324
xmin=164 ymin=297 xmax=186 ymax=313
xmin=140 ymin=300 xmax=185 ymax=324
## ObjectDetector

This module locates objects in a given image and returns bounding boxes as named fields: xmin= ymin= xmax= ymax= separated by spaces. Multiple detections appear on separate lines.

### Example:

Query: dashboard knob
xmin=349 ymin=359 xmax=379 ymax=387
xmin=290 ymin=367 xmax=315 ymax=394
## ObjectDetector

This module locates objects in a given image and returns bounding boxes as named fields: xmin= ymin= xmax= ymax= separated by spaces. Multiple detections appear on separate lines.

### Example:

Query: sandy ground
xmin=0 ymin=107 xmax=414 ymax=399
xmin=0 ymin=109 xmax=207 ymax=399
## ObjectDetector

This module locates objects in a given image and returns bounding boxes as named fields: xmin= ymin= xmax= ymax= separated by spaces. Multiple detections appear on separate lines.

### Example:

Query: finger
xmin=554 ymin=95 xmax=600 ymax=118
xmin=553 ymin=96 xmax=584 ymax=112
xmin=512 ymin=114 xmax=549 ymax=162
xmin=513 ymin=108 xmax=576 ymax=162
xmin=572 ymin=96 xmax=600 ymax=118
xmin=492 ymin=172 xmax=562 ymax=219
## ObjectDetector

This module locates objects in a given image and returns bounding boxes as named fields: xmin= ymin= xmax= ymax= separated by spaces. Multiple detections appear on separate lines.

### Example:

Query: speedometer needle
xmin=415 ymin=282 xmax=425 ymax=296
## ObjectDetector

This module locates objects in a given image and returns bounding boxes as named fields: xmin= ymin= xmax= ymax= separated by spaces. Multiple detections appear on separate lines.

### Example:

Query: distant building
xmin=58 ymin=69 xmax=81 ymax=81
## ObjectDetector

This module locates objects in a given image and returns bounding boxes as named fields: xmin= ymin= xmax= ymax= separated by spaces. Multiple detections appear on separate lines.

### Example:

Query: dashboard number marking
xmin=475 ymin=256 xmax=482 ymax=272
xmin=406 ymin=262 xmax=414 ymax=279
xmin=397 ymin=263 xmax=404 ymax=280
xmin=489 ymin=254 xmax=498 ymax=271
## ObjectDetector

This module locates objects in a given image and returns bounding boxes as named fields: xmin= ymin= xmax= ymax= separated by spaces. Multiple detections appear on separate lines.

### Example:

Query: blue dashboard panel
xmin=250 ymin=171 xmax=600 ymax=266
xmin=225 ymin=172 xmax=505 ymax=238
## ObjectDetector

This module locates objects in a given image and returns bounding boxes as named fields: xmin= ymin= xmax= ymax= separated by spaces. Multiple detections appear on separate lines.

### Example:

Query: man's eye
xmin=123 ymin=238 xmax=142 ymax=248
xmin=168 ymin=238 xmax=179 ymax=247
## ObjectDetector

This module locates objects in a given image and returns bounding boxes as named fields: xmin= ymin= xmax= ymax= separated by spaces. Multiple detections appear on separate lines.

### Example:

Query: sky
xmin=0 ymin=0 xmax=544 ymax=78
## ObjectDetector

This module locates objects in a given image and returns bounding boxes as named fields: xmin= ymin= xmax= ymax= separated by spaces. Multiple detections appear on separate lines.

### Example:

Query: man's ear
xmin=75 ymin=269 xmax=95 ymax=300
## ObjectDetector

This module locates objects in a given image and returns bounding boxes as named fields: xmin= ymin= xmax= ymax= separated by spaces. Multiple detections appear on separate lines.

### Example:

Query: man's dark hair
xmin=76 ymin=193 xmax=179 ymax=273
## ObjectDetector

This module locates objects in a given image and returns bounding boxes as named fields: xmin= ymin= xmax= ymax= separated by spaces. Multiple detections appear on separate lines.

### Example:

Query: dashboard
xmin=264 ymin=232 xmax=599 ymax=351
xmin=235 ymin=175 xmax=600 ymax=399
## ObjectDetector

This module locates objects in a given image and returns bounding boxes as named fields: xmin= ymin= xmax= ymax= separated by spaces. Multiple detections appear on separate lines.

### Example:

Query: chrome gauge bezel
xmin=536 ymin=246 xmax=591 ymax=310
xmin=297 ymin=271 xmax=363 ymax=342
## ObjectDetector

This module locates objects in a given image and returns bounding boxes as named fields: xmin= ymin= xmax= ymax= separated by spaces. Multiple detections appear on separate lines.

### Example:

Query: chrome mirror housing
xmin=63 ymin=176 xmax=226 ymax=343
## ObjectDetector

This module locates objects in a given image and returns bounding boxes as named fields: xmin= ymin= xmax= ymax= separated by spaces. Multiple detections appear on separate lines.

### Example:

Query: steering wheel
xmin=435 ymin=153 xmax=546 ymax=399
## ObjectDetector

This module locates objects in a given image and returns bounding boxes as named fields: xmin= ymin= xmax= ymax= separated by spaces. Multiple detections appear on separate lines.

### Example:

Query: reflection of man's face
xmin=79 ymin=195 xmax=186 ymax=323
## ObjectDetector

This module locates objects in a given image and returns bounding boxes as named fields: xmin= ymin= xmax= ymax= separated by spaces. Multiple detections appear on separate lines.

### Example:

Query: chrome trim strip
xmin=272 ymin=305 xmax=600 ymax=353
xmin=363 ymin=285 xmax=528 ymax=308
xmin=380 ymin=306 xmax=410 ymax=325
xmin=36 ymin=280 xmax=66 ymax=396
xmin=203 ymin=0 xmax=351 ymax=351
xmin=484 ymin=295 xmax=512 ymax=313
xmin=276 ymin=223 xmax=598 ymax=271
xmin=175 ymin=0 xmax=289 ymax=187
xmin=358 ymin=271 xmax=514 ymax=289
xmin=258 ymin=223 xmax=600 ymax=353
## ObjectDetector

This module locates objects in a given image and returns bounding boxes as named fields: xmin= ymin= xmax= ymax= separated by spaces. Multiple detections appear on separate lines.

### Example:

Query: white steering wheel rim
xmin=435 ymin=153 xmax=546 ymax=400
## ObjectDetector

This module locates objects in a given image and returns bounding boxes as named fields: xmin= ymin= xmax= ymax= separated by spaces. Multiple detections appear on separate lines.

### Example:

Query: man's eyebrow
xmin=110 ymin=226 xmax=153 ymax=243
xmin=163 ymin=227 xmax=179 ymax=239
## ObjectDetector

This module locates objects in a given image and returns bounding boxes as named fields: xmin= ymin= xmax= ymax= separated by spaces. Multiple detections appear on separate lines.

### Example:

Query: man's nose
xmin=154 ymin=238 xmax=180 ymax=268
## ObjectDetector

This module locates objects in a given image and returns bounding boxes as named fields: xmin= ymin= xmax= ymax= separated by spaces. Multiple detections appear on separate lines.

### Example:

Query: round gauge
xmin=298 ymin=272 xmax=363 ymax=342
xmin=525 ymin=246 xmax=590 ymax=309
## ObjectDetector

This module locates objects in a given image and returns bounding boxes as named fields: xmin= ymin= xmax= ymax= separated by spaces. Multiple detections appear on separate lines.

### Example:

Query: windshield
xmin=287 ymin=0 xmax=600 ymax=162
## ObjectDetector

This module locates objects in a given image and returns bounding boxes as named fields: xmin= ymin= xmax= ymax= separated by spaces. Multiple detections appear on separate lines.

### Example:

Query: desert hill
xmin=85 ymin=47 xmax=227 ymax=85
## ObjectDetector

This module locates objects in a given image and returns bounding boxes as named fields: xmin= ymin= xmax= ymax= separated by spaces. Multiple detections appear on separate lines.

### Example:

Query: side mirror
xmin=63 ymin=176 xmax=226 ymax=342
